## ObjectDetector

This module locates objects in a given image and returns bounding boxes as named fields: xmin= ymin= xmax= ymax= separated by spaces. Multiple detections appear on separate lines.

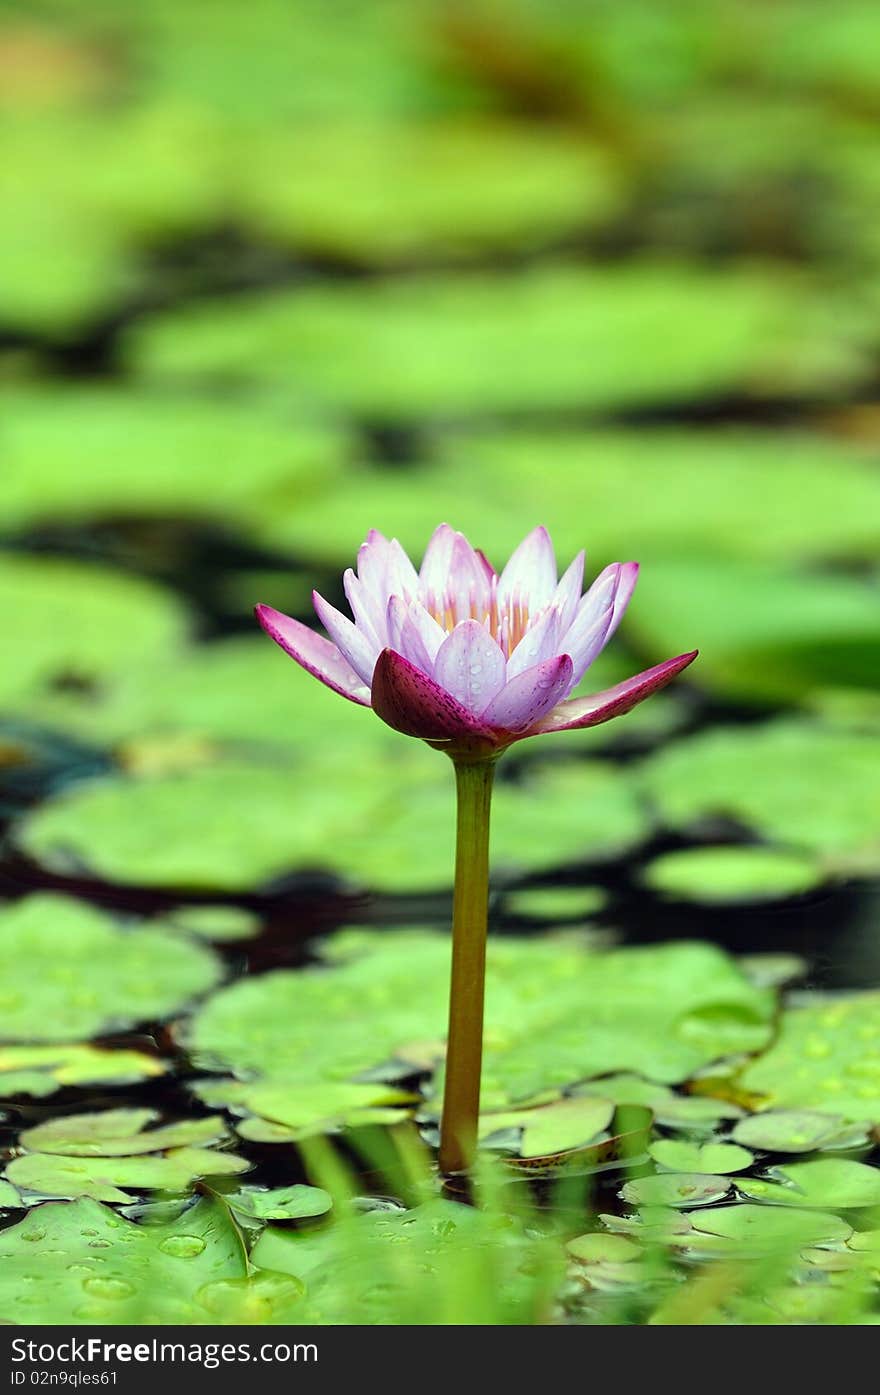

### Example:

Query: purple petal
xmin=433 ymin=619 xmax=507 ymax=716
xmin=255 ymin=605 xmax=371 ymax=706
xmin=419 ymin=523 xmax=458 ymax=597
xmin=481 ymin=654 xmax=574 ymax=733
xmin=497 ymin=526 xmax=557 ymax=611
xmin=528 ymin=651 xmax=699 ymax=735
xmin=386 ymin=537 xmax=420 ymax=599
xmin=606 ymin=561 xmax=639 ymax=642
xmin=549 ymin=550 xmax=586 ymax=633
xmin=371 ymin=648 xmax=494 ymax=741
xmin=505 ymin=606 xmax=562 ymax=680
xmin=386 ymin=596 xmax=445 ymax=676
xmin=343 ymin=568 xmax=384 ymax=648
xmin=312 ymin=590 xmax=378 ymax=686
xmin=356 ymin=530 xmax=394 ymax=605
xmin=447 ymin=531 xmax=494 ymax=617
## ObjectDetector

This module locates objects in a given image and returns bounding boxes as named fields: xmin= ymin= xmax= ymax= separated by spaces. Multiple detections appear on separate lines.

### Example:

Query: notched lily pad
xmin=574 ymin=1074 xmax=745 ymax=1130
xmin=737 ymin=1158 xmax=880 ymax=1209
xmin=619 ymin=1173 xmax=732 ymax=1208
xmin=480 ymin=1096 xmax=615 ymax=1157
xmin=732 ymin=1110 xmax=871 ymax=1153
xmin=0 ymin=895 xmax=221 ymax=1043
xmin=226 ymin=1185 xmax=332 ymax=1222
xmin=648 ymin=1139 xmax=753 ymax=1174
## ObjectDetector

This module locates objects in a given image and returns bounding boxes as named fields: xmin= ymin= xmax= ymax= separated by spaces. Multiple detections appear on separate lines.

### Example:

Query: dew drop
xmin=87 ymin=1240 xmax=111 ymax=1250
xmin=158 ymin=1234 xmax=206 ymax=1258
xmin=21 ymin=1229 xmax=45 ymax=1243
xmin=83 ymin=1277 xmax=134 ymax=1301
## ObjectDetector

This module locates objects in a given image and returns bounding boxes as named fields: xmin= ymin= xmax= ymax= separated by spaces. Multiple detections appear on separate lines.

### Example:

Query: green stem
xmin=438 ymin=755 xmax=496 ymax=1175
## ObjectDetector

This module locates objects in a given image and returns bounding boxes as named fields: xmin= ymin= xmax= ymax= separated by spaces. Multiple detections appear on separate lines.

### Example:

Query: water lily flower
xmin=256 ymin=525 xmax=696 ymax=1175
xmin=255 ymin=524 xmax=697 ymax=757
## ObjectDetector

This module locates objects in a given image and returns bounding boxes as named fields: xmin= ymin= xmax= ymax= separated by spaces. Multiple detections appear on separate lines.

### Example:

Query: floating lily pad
xmin=735 ymin=992 xmax=880 ymax=1123
xmin=668 ymin=1204 xmax=852 ymax=1253
xmin=732 ymin=1110 xmax=871 ymax=1154
xmin=0 ymin=1044 xmax=166 ymax=1099
xmin=194 ymin=1078 xmax=418 ymax=1141
xmin=480 ymin=1096 xmax=615 ymax=1157
xmin=19 ymin=1109 xmax=228 ymax=1157
xmin=187 ymin=930 xmax=773 ymax=1136
xmin=639 ymin=721 xmax=880 ymax=875
xmin=626 ymin=556 xmax=880 ymax=704
xmin=0 ymin=386 xmax=348 ymax=534
xmin=567 ymin=1233 xmax=641 ymax=1265
xmin=0 ymin=896 xmax=221 ymax=1042
xmin=0 ymin=1197 xmax=247 ymax=1323
xmin=131 ymin=261 xmax=823 ymax=420
xmin=226 ymin=1185 xmax=332 ymax=1222
xmin=0 ymin=1180 xmax=22 ymax=1208
xmin=19 ymin=753 xmax=650 ymax=893
xmin=620 ymin=1173 xmax=732 ymax=1208
xmin=7 ymin=1146 xmax=249 ymax=1204
xmin=501 ymin=885 xmax=608 ymax=922
xmin=736 ymin=1158 xmax=880 ymax=1209
xmin=642 ymin=846 xmax=824 ymax=904
xmin=648 ymin=1139 xmax=753 ymax=1174
xmin=573 ymin=1074 xmax=745 ymax=1129
xmin=0 ymin=554 xmax=188 ymax=710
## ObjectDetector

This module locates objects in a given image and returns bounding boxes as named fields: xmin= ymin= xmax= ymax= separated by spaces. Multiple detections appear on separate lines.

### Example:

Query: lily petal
xmin=497 ymin=526 xmax=557 ymax=612
xmin=550 ymin=549 xmax=585 ymax=633
xmin=606 ymin=561 xmax=639 ymax=642
xmin=312 ymin=590 xmax=378 ymax=686
xmin=343 ymin=568 xmax=384 ymax=648
xmin=482 ymin=653 xmax=574 ymax=733
xmin=529 ymin=651 xmax=699 ymax=735
xmin=255 ymin=604 xmax=371 ymax=706
xmin=505 ymin=605 xmax=561 ymax=680
xmin=371 ymin=647 xmax=494 ymax=740
xmin=419 ymin=522 xmax=458 ymax=598
xmin=433 ymin=619 xmax=507 ymax=716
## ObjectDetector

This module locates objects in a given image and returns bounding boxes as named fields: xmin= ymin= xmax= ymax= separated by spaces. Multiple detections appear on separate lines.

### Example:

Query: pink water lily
xmin=256 ymin=523 xmax=696 ymax=757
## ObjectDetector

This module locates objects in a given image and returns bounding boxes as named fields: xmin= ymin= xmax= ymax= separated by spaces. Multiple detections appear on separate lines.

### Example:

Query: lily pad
xmin=567 ymin=1233 xmax=641 ymax=1265
xmin=0 ymin=1196 xmax=247 ymax=1323
xmin=648 ymin=1139 xmax=753 ymax=1174
xmin=6 ymin=1147 xmax=250 ymax=1204
xmin=195 ymin=1078 xmax=418 ymax=1141
xmin=619 ymin=1173 xmax=732 ymax=1208
xmin=736 ymin=1158 xmax=880 ymax=1209
xmin=188 ymin=929 xmax=773 ymax=1133
xmin=19 ymin=754 xmax=650 ymax=893
xmin=673 ymin=1204 xmax=853 ymax=1253
xmin=0 ymin=896 xmax=221 ymax=1042
xmin=19 ymin=1109 xmax=229 ymax=1157
xmin=638 ymin=721 xmax=880 ymax=875
xmin=0 ymin=1044 xmax=166 ymax=1099
xmin=501 ymin=885 xmax=608 ymax=922
xmin=642 ymin=846 xmax=824 ymax=904
xmin=161 ymin=904 xmax=262 ymax=943
xmin=732 ymin=1110 xmax=871 ymax=1154
xmin=226 ymin=1185 xmax=332 ymax=1222
xmin=0 ymin=1180 xmax=22 ymax=1208
xmin=479 ymin=1096 xmax=615 ymax=1157
xmin=0 ymin=554 xmax=188 ymax=710
xmin=735 ymin=992 xmax=880 ymax=1123
xmin=573 ymin=1074 xmax=745 ymax=1129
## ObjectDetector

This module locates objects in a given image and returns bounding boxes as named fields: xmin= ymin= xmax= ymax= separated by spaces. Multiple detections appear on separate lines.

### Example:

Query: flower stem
xmin=438 ymin=755 xmax=496 ymax=1175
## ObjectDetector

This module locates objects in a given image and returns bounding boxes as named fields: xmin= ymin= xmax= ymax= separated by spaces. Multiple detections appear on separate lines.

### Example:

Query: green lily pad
xmin=0 ymin=1044 xmax=167 ymax=1098
xmin=648 ymin=1139 xmax=753 ymax=1174
xmin=131 ymin=261 xmax=822 ymax=420
xmin=732 ymin=1110 xmax=871 ymax=1154
xmin=620 ymin=1173 xmax=732 ymax=1208
xmin=0 ymin=895 xmax=221 ymax=1042
xmin=567 ymin=1233 xmax=641 ymax=1265
xmin=19 ymin=1109 xmax=228 ymax=1157
xmin=737 ymin=1158 xmax=880 ymax=1209
xmin=0 ymin=1180 xmax=22 ymax=1208
xmin=638 ymin=721 xmax=880 ymax=875
xmin=19 ymin=752 xmax=649 ymax=893
xmin=0 ymin=1196 xmax=247 ymax=1323
xmin=501 ymin=885 xmax=608 ymax=922
xmin=0 ymin=386 xmax=347 ymax=534
xmin=626 ymin=555 xmax=880 ymax=704
xmin=8 ymin=1143 xmax=249 ymax=1205
xmin=675 ymin=1204 xmax=853 ymax=1252
xmin=735 ymin=992 xmax=880 ymax=1123
xmin=188 ymin=929 xmax=772 ymax=1134
xmin=194 ymin=1078 xmax=418 ymax=1141
xmin=480 ymin=1096 xmax=615 ymax=1157
xmin=226 ymin=1185 xmax=332 ymax=1222
xmin=0 ymin=554 xmax=188 ymax=710
xmin=642 ymin=846 xmax=824 ymax=904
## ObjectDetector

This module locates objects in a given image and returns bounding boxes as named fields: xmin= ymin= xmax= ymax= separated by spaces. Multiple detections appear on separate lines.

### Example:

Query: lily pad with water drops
xmin=187 ymin=929 xmax=773 ymax=1135
xmin=733 ymin=992 xmax=880 ymax=1124
xmin=737 ymin=1158 xmax=880 ymax=1209
xmin=642 ymin=846 xmax=825 ymax=904
xmin=0 ymin=1044 xmax=167 ymax=1099
xmin=0 ymin=1196 xmax=249 ymax=1324
xmin=19 ymin=753 xmax=650 ymax=894
xmin=0 ymin=555 xmax=189 ymax=711
xmin=638 ymin=720 xmax=880 ymax=876
xmin=0 ymin=896 xmax=221 ymax=1043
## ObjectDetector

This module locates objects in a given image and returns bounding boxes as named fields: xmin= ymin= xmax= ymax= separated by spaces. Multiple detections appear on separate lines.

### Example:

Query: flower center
xmin=422 ymin=588 xmax=531 ymax=658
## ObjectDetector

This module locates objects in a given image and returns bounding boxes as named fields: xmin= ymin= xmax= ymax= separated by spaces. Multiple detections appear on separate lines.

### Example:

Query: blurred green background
xmin=0 ymin=0 xmax=878 ymax=938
